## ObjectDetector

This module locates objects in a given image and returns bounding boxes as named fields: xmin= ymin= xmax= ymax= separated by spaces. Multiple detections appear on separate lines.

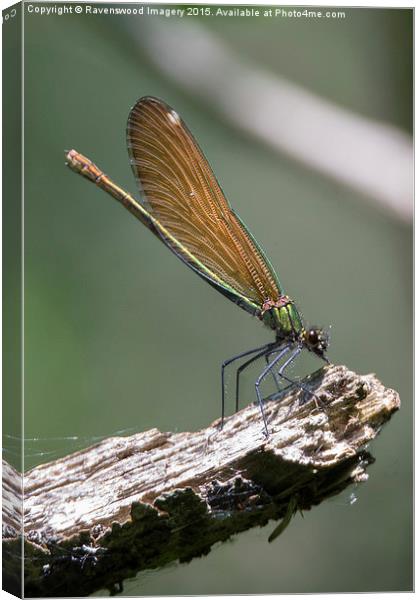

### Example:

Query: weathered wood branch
xmin=3 ymin=365 xmax=400 ymax=597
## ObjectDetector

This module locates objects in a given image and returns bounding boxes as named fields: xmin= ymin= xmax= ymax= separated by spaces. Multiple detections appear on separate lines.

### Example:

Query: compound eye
xmin=307 ymin=329 xmax=318 ymax=344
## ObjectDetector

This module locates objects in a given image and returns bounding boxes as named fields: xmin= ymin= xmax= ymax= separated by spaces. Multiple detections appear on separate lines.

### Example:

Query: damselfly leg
xmin=255 ymin=344 xmax=293 ymax=436
xmin=265 ymin=350 xmax=282 ymax=391
xmin=276 ymin=346 xmax=327 ymax=409
xmin=234 ymin=344 xmax=280 ymax=412
xmin=221 ymin=343 xmax=272 ymax=429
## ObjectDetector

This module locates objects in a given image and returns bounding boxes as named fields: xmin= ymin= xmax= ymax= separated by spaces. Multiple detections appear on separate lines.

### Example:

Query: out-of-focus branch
xmin=126 ymin=20 xmax=412 ymax=223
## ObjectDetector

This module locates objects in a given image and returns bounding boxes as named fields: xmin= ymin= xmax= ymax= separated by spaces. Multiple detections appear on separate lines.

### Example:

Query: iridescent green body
xmin=263 ymin=302 xmax=304 ymax=339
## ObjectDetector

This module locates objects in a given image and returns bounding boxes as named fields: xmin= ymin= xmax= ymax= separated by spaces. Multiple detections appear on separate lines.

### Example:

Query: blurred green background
xmin=18 ymin=4 xmax=412 ymax=594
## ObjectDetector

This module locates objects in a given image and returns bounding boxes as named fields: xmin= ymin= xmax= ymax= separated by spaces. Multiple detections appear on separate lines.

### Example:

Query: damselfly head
xmin=302 ymin=326 xmax=330 ymax=359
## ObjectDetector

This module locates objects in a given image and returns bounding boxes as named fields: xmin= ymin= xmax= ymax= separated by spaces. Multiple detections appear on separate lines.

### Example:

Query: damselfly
xmin=66 ymin=97 xmax=330 ymax=436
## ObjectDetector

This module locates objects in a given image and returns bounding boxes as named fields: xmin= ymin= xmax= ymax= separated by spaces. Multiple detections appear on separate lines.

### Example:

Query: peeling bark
xmin=2 ymin=365 xmax=400 ymax=597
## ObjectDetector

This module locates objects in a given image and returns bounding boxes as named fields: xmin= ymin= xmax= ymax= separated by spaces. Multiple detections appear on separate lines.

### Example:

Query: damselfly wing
xmin=127 ymin=97 xmax=284 ymax=317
